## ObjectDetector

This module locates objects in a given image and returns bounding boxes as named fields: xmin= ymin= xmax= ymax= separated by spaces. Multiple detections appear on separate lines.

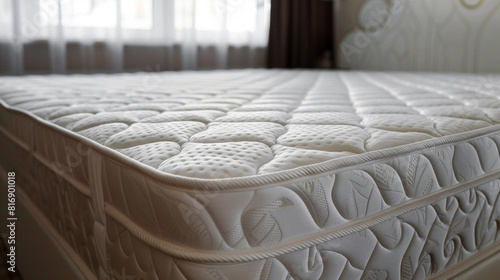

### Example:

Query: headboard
xmin=334 ymin=0 xmax=500 ymax=72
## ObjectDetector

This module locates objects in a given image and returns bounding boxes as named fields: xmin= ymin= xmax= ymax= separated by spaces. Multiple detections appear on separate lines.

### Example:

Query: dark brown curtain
xmin=267 ymin=0 xmax=333 ymax=68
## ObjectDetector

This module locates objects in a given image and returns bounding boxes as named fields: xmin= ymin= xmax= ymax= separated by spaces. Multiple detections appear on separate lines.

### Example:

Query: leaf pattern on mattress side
xmin=242 ymin=198 xmax=294 ymax=247
xmin=401 ymin=255 xmax=414 ymax=280
xmin=361 ymin=270 xmax=387 ymax=280
xmin=477 ymin=180 xmax=499 ymax=205
xmin=151 ymin=194 xmax=212 ymax=249
xmin=491 ymin=191 xmax=500 ymax=244
xmin=414 ymin=229 xmax=442 ymax=278
xmin=207 ymin=268 xmax=231 ymax=280
xmin=176 ymin=202 xmax=212 ymax=248
xmin=318 ymin=250 xmax=357 ymax=280
xmin=169 ymin=263 xmax=190 ymax=280
xmin=452 ymin=142 xmax=484 ymax=182
xmin=445 ymin=215 xmax=470 ymax=244
xmin=279 ymin=247 xmax=323 ymax=280
xmin=259 ymin=259 xmax=296 ymax=280
xmin=404 ymin=155 xmax=439 ymax=199
xmin=332 ymin=170 xmax=388 ymax=221
xmin=296 ymin=179 xmax=329 ymax=228
xmin=374 ymin=164 xmax=407 ymax=206
xmin=405 ymin=154 xmax=419 ymax=198
xmin=348 ymin=171 xmax=385 ymax=219
xmin=471 ymin=137 xmax=500 ymax=173
xmin=306 ymin=247 xmax=323 ymax=274
xmin=221 ymin=222 xmax=248 ymax=248
xmin=422 ymin=146 xmax=457 ymax=188
xmin=369 ymin=217 xmax=402 ymax=250
xmin=444 ymin=236 xmax=465 ymax=269
xmin=416 ymin=252 xmax=432 ymax=279
xmin=441 ymin=205 xmax=469 ymax=265
xmin=346 ymin=189 xmax=359 ymax=220
xmin=474 ymin=200 xmax=497 ymax=251
xmin=455 ymin=188 xmax=477 ymax=213
xmin=403 ymin=207 xmax=441 ymax=242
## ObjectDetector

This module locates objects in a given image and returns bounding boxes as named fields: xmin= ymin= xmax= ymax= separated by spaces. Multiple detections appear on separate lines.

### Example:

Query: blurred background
xmin=0 ymin=0 xmax=332 ymax=74
xmin=0 ymin=0 xmax=499 ymax=75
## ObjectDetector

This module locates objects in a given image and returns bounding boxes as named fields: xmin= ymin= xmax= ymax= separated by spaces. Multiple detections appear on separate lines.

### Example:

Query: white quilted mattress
xmin=1 ymin=70 xmax=500 ymax=279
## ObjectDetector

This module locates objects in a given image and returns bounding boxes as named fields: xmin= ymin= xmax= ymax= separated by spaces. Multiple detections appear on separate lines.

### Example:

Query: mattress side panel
xmin=105 ymin=179 xmax=500 ymax=280
xmin=0 ymin=128 xmax=100 ymax=277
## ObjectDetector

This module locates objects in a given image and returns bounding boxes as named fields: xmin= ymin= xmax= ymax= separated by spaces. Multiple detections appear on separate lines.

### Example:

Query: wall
xmin=335 ymin=0 xmax=500 ymax=72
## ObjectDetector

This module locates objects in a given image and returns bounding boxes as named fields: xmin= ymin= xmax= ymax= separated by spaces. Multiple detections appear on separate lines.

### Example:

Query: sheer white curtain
xmin=0 ymin=0 xmax=271 ymax=74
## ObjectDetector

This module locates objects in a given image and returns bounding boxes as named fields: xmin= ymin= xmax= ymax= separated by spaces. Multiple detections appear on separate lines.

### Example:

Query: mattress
xmin=1 ymin=69 xmax=500 ymax=280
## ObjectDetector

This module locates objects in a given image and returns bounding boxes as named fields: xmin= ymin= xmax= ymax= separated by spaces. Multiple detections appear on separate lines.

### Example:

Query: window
xmin=3 ymin=0 xmax=270 ymax=46
xmin=39 ymin=0 xmax=153 ymax=29
xmin=121 ymin=0 xmax=153 ymax=29
xmin=173 ymin=0 xmax=271 ymax=45
xmin=0 ymin=0 xmax=13 ymax=39
xmin=174 ymin=0 xmax=268 ymax=33
xmin=1 ymin=0 xmax=271 ymax=72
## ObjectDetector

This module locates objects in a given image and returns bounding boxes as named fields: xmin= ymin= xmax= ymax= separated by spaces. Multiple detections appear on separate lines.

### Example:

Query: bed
xmin=1 ymin=69 xmax=500 ymax=279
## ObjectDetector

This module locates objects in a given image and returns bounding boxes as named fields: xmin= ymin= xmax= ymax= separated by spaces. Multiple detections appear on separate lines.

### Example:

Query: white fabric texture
xmin=0 ymin=0 xmax=271 ymax=73
xmin=1 ymin=70 xmax=500 ymax=179
xmin=1 ymin=70 xmax=500 ymax=280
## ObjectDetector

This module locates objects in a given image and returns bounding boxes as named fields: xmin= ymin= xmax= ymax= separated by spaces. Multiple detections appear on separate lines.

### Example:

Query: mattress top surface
xmin=1 ymin=69 xmax=500 ymax=181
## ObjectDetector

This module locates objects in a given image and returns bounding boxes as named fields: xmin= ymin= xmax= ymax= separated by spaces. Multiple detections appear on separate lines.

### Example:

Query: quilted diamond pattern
xmin=2 ymin=70 xmax=498 ymax=177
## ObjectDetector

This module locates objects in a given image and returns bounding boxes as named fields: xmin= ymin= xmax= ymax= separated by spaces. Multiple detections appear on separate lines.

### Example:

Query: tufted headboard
xmin=334 ymin=0 xmax=500 ymax=72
